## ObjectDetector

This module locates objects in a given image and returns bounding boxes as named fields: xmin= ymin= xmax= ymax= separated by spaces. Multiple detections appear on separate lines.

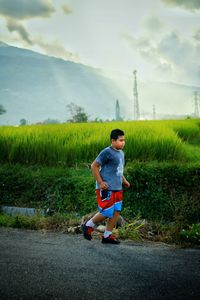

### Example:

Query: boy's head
xmin=110 ymin=129 xmax=125 ymax=150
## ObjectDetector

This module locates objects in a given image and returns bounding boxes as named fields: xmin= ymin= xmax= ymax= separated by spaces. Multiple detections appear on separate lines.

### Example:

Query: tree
xmin=91 ymin=117 xmax=103 ymax=123
xmin=19 ymin=119 xmax=27 ymax=126
xmin=66 ymin=102 xmax=88 ymax=123
xmin=43 ymin=118 xmax=60 ymax=124
xmin=0 ymin=104 xmax=6 ymax=115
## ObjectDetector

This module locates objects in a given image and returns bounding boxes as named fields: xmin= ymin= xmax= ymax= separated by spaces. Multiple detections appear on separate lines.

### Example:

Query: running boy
xmin=82 ymin=129 xmax=130 ymax=244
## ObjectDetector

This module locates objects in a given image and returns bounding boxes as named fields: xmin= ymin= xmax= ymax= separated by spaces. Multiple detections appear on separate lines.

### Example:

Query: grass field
xmin=0 ymin=119 xmax=200 ymax=166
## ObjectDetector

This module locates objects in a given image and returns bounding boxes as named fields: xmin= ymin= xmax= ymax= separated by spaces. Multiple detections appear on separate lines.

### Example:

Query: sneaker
xmin=102 ymin=234 xmax=120 ymax=244
xmin=81 ymin=223 xmax=93 ymax=240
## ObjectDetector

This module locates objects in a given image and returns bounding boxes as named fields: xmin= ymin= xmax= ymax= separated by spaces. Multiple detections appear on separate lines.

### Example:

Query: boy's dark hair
xmin=110 ymin=129 xmax=124 ymax=140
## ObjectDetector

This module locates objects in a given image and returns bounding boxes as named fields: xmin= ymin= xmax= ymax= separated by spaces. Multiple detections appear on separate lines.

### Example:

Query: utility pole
xmin=194 ymin=91 xmax=199 ymax=118
xmin=133 ymin=70 xmax=140 ymax=120
xmin=115 ymin=99 xmax=121 ymax=121
xmin=153 ymin=104 xmax=156 ymax=120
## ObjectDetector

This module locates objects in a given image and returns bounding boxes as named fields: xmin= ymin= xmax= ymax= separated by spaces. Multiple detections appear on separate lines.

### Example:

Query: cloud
xmin=0 ymin=0 xmax=55 ymax=20
xmin=158 ymin=32 xmax=200 ymax=80
xmin=142 ymin=15 xmax=164 ymax=33
xmin=62 ymin=4 xmax=72 ymax=15
xmin=6 ymin=18 xmax=33 ymax=45
xmin=0 ymin=0 xmax=75 ymax=59
xmin=123 ymin=31 xmax=200 ymax=84
xmin=193 ymin=29 xmax=200 ymax=41
xmin=162 ymin=0 xmax=200 ymax=12
xmin=34 ymin=38 xmax=80 ymax=63
xmin=123 ymin=33 xmax=166 ymax=65
xmin=123 ymin=32 xmax=173 ymax=75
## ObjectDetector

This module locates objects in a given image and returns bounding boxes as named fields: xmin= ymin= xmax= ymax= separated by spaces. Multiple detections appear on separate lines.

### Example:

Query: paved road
xmin=0 ymin=227 xmax=200 ymax=300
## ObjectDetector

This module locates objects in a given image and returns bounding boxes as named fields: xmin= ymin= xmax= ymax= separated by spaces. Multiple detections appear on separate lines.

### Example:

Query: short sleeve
xmin=95 ymin=148 xmax=110 ymax=166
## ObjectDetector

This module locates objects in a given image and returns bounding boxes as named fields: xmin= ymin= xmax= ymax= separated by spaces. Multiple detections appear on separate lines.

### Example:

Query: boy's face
xmin=111 ymin=135 xmax=125 ymax=150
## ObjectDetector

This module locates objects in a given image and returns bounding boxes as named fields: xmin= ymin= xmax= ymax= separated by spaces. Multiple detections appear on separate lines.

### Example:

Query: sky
xmin=0 ymin=0 xmax=200 ymax=87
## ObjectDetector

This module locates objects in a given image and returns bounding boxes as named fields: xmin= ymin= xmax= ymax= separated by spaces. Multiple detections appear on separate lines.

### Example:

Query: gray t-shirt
xmin=95 ymin=146 xmax=125 ymax=191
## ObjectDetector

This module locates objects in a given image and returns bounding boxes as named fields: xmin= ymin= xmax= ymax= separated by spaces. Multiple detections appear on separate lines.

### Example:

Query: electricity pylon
xmin=115 ymin=99 xmax=121 ymax=121
xmin=194 ymin=91 xmax=199 ymax=118
xmin=133 ymin=70 xmax=140 ymax=120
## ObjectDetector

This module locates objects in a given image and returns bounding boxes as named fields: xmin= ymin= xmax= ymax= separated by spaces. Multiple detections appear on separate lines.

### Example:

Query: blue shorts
xmin=96 ymin=189 xmax=123 ymax=218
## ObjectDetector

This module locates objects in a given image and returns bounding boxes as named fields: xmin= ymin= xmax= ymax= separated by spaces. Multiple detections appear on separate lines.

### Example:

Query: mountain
xmin=111 ymin=75 xmax=200 ymax=120
xmin=141 ymin=81 xmax=200 ymax=119
xmin=0 ymin=42 xmax=199 ymax=125
xmin=0 ymin=42 xmax=129 ymax=125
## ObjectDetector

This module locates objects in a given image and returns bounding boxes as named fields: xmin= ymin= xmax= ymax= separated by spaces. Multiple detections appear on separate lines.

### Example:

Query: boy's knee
xmin=108 ymin=211 xmax=120 ymax=220
xmin=114 ymin=210 xmax=120 ymax=216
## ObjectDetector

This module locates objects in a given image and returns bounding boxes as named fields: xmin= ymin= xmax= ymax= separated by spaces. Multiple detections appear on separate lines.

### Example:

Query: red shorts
xmin=96 ymin=189 xmax=123 ymax=218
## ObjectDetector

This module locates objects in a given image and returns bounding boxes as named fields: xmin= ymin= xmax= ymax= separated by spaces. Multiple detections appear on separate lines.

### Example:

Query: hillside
xmin=111 ymin=74 xmax=200 ymax=120
xmin=0 ymin=42 xmax=199 ymax=125
xmin=0 ymin=42 xmax=128 ymax=125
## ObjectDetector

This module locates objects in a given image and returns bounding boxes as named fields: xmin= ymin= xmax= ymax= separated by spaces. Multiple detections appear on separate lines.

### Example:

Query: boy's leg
xmin=82 ymin=212 xmax=105 ymax=241
xmin=106 ymin=211 xmax=120 ymax=232
xmin=91 ymin=212 xmax=106 ymax=224
xmin=102 ymin=211 xmax=120 ymax=244
xmin=82 ymin=190 xmax=122 ymax=242
xmin=102 ymin=191 xmax=122 ymax=243
xmin=85 ymin=212 xmax=105 ymax=227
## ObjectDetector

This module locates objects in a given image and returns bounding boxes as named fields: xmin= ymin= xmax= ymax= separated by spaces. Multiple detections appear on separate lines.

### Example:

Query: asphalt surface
xmin=0 ymin=227 xmax=200 ymax=300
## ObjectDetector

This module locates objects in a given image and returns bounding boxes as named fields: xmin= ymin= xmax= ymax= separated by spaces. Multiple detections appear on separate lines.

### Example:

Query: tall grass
xmin=0 ymin=119 xmax=199 ymax=166
xmin=161 ymin=119 xmax=200 ymax=140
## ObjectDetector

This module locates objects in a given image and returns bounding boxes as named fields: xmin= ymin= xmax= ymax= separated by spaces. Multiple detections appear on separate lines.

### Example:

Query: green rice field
xmin=0 ymin=119 xmax=200 ymax=166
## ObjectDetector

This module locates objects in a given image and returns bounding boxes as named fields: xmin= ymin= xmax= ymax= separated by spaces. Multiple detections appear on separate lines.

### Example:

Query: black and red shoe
xmin=102 ymin=234 xmax=120 ymax=244
xmin=81 ymin=223 xmax=93 ymax=240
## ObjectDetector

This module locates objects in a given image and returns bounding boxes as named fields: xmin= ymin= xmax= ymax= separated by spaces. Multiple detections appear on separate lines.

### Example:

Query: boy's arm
xmin=91 ymin=160 xmax=108 ymax=190
xmin=122 ymin=176 xmax=130 ymax=188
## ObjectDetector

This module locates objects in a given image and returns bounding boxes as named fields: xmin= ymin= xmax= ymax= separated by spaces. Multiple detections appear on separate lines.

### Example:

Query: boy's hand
xmin=99 ymin=181 xmax=108 ymax=190
xmin=123 ymin=179 xmax=130 ymax=188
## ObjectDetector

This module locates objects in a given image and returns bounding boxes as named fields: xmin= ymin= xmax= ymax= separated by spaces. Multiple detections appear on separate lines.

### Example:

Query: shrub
xmin=0 ymin=164 xmax=96 ymax=215
xmin=0 ymin=162 xmax=200 ymax=224
xmin=178 ymin=223 xmax=200 ymax=245
xmin=0 ymin=213 xmax=39 ymax=229
xmin=124 ymin=162 xmax=200 ymax=223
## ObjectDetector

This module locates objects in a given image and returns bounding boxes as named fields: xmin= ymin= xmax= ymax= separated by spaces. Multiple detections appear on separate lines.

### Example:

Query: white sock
xmin=104 ymin=230 xmax=112 ymax=238
xmin=86 ymin=219 xmax=95 ymax=228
